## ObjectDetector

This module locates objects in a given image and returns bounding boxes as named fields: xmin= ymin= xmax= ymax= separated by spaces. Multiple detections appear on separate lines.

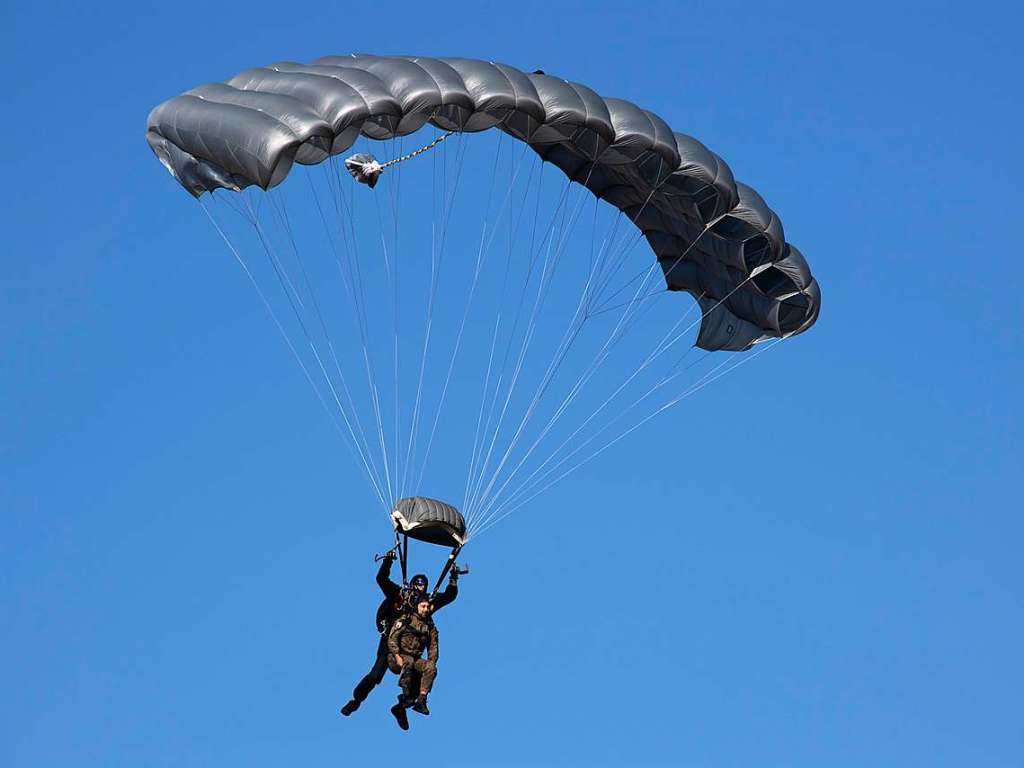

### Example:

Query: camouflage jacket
xmin=387 ymin=612 xmax=438 ymax=662
xmin=373 ymin=559 xmax=458 ymax=633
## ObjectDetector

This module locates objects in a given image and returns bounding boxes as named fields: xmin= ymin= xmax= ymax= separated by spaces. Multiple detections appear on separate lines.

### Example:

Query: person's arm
xmin=388 ymin=620 xmax=404 ymax=665
xmin=431 ymin=578 xmax=458 ymax=611
xmin=428 ymin=624 xmax=439 ymax=663
xmin=376 ymin=556 xmax=400 ymax=599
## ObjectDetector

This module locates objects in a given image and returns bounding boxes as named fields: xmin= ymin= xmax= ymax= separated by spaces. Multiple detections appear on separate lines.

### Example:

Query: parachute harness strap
xmin=345 ymin=131 xmax=457 ymax=188
xmin=399 ymin=532 xmax=410 ymax=586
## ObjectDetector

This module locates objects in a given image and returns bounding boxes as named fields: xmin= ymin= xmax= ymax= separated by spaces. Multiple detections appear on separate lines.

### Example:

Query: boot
xmin=390 ymin=703 xmax=410 ymax=730
xmin=410 ymin=695 xmax=430 ymax=716
xmin=340 ymin=699 xmax=359 ymax=717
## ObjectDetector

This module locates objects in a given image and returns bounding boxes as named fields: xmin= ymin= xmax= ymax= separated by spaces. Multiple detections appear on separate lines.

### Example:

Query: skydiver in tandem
xmin=339 ymin=550 xmax=459 ymax=717
xmin=386 ymin=595 xmax=440 ymax=730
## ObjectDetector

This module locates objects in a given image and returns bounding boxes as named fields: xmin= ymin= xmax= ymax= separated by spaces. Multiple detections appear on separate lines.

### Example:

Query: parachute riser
xmin=430 ymin=544 xmax=465 ymax=599
xmin=378 ymin=538 xmax=468 ymax=598
xmin=400 ymin=532 xmax=409 ymax=585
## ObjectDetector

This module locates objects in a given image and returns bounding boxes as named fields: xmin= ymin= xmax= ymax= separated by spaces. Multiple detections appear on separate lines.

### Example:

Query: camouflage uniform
xmin=345 ymin=560 xmax=457 ymax=708
xmin=387 ymin=611 xmax=439 ymax=698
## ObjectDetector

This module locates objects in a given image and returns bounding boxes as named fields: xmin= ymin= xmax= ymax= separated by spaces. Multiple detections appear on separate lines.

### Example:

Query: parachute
xmin=390 ymin=496 xmax=466 ymax=593
xmin=146 ymin=54 xmax=820 ymax=548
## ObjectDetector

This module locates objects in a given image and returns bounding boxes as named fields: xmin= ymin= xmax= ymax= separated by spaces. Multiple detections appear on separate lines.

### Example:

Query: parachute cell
xmin=146 ymin=54 xmax=819 ymax=352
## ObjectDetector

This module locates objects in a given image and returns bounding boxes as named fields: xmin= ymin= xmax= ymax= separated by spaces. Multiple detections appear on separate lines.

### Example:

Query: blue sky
xmin=3 ymin=1 xmax=1022 ymax=766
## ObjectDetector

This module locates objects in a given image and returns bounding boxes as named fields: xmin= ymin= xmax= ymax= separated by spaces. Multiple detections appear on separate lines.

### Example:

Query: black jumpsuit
xmin=347 ymin=559 xmax=457 ymax=705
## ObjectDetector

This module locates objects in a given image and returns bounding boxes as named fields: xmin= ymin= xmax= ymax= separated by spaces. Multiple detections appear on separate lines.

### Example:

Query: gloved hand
xmin=384 ymin=549 xmax=397 ymax=563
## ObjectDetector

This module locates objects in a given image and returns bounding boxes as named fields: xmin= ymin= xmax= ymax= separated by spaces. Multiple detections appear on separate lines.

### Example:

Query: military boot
xmin=390 ymin=703 xmax=410 ymax=730
xmin=410 ymin=695 xmax=430 ymax=716
xmin=340 ymin=699 xmax=359 ymax=716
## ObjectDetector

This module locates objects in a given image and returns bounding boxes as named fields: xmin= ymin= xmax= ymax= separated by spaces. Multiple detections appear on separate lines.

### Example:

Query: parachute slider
xmin=391 ymin=496 xmax=467 ymax=548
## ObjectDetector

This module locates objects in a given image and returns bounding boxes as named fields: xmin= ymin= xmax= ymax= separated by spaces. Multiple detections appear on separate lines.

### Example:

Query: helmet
xmin=409 ymin=574 xmax=428 ymax=590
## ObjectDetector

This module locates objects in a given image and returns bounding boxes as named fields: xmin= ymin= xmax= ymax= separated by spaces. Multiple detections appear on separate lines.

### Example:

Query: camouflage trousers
xmin=388 ymin=654 xmax=437 ymax=696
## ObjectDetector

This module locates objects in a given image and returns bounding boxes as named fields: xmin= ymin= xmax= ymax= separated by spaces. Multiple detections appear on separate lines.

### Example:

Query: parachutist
xmin=388 ymin=597 xmax=439 ymax=718
xmin=340 ymin=552 xmax=457 ymax=716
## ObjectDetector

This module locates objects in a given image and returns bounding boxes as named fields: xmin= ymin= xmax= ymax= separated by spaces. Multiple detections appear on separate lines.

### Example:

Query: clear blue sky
xmin=3 ymin=2 xmax=1022 ymax=766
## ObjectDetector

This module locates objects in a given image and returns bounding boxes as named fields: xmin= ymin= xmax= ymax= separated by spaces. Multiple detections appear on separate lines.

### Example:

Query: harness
xmin=395 ymin=616 xmax=432 ymax=658
xmin=379 ymin=588 xmax=422 ymax=631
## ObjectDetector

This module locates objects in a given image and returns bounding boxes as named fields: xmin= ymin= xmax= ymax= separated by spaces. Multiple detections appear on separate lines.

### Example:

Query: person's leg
xmin=408 ymin=660 xmax=436 ymax=715
xmin=416 ymin=659 xmax=437 ymax=695
xmin=397 ymin=655 xmax=418 ymax=703
xmin=342 ymin=636 xmax=389 ymax=715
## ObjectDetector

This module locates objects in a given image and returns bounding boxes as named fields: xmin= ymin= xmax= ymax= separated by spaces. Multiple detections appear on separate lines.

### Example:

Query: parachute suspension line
xmin=401 ymin=130 xmax=471 ymax=498
xmin=462 ymin=155 xmax=547 ymax=510
xmin=464 ymin=175 xmax=592 ymax=520
xmin=585 ymin=229 xmax=640 ymax=312
xmin=473 ymin=337 xmax=789 ymax=540
xmin=410 ymin=132 xmax=476 ymax=491
xmin=302 ymin=184 xmax=392 ymax=512
xmin=583 ymin=208 xmax=652 ymax=314
xmin=449 ymin=135 xmax=547 ymax=508
xmin=462 ymin=151 xmax=540 ymax=508
xmin=199 ymin=199 xmax=390 ymax=513
xmin=468 ymin=167 xmax=671 ymax=526
xmin=316 ymin=159 xmax=388 ymax=504
xmin=474 ymin=274 xmax=764 ymax=532
xmin=472 ymin=313 xmax=710 ymax=534
xmin=344 ymin=128 xmax=457 ymax=511
xmin=463 ymin=168 xmax=593 ymax=514
xmin=468 ymin=292 xmax=703 ymax=534
xmin=325 ymin=154 xmax=401 ymax=508
xmin=462 ymin=174 xmax=581 ymax=516
xmin=411 ymin=137 xmax=532 ymax=492
xmin=583 ymin=153 xmax=685 ymax=318
xmin=585 ymin=288 xmax=665 ymax=318
xmin=266 ymin=188 xmax=389 ymax=498
xmin=466 ymin=163 xmax=608 ymax=521
xmin=398 ymin=134 xmax=443 ymax=498
xmin=389 ymin=137 xmax=403 ymax=504
xmin=416 ymin=128 xmax=506 ymax=458
xmin=365 ymin=136 xmax=403 ymax=503
xmin=469 ymin=206 xmax=730 ymax=529
xmin=474 ymin=226 xmax=690 ymax=524
xmin=240 ymin=192 xmax=397 ymax=508
xmin=585 ymin=228 xmax=671 ymax=317
xmin=334 ymin=151 xmax=397 ymax=505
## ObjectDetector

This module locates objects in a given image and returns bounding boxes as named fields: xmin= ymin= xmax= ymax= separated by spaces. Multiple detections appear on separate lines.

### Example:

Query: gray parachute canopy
xmin=146 ymin=54 xmax=819 ymax=350
xmin=392 ymin=497 xmax=466 ymax=548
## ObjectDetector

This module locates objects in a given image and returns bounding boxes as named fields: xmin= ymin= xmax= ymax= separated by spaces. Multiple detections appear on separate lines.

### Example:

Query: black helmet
xmin=409 ymin=574 xmax=428 ymax=590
